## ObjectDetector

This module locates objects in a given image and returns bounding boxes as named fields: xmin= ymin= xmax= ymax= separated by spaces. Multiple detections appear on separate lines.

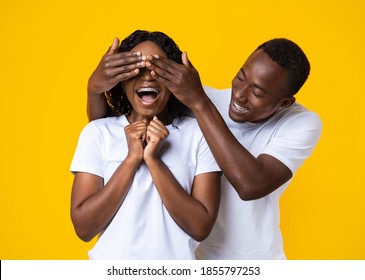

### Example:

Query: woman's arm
xmin=70 ymin=121 xmax=147 ymax=242
xmin=146 ymin=160 xmax=221 ymax=241
xmin=71 ymin=157 xmax=140 ymax=242
xmin=144 ymin=117 xmax=221 ymax=241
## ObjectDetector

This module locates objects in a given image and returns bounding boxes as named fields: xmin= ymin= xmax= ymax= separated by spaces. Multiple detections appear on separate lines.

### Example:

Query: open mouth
xmin=136 ymin=87 xmax=160 ymax=104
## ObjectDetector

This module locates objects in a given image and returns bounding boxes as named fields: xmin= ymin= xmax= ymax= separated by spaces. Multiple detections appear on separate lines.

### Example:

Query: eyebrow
xmin=240 ymin=69 xmax=268 ymax=94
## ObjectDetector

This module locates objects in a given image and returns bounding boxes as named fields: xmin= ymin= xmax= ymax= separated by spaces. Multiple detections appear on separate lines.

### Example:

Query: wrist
xmin=125 ymin=153 xmax=143 ymax=166
xmin=87 ymin=78 xmax=104 ymax=96
xmin=143 ymin=155 xmax=160 ymax=167
xmin=190 ymin=93 xmax=212 ymax=114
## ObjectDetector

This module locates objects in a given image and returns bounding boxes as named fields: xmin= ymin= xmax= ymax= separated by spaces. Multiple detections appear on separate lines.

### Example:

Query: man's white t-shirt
xmin=71 ymin=115 xmax=220 ymax=259
xmin=195 ymin=87 xmax=322 ymax=259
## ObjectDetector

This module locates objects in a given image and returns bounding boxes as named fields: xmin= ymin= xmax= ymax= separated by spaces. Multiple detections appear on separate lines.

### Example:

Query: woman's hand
xmin=144 ymin=117 xmax=169 ymax=162
xmin=124 ymin=116 xmax=169 ymax=164
xmin=124 ymin=120 xmax=148 ymax=163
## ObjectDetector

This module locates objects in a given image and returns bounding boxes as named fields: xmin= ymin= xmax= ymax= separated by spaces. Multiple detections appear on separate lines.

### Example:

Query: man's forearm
xmin=87 ymin=91 xmax=108 ymax=121
xmin=191 ymin=98 xmax=269 ymax=200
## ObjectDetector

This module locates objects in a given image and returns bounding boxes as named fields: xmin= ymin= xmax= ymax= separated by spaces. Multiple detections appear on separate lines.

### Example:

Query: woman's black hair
xmin=105 ymin=30 xmax=190 ymax=120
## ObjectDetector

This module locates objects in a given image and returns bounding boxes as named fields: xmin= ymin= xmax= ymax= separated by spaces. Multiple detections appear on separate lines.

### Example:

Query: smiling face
xmin=229 ymin=49 xmax=295 ymax=123
xmin=124 ymin=41 xmax=171 ymax=123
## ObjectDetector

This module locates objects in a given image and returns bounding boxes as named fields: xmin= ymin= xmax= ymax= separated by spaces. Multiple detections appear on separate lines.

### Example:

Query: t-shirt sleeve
xmin=195 ymin=131 xmax=221 ymax=176
xmin=261 ymin=111 xmax=322 ymax=174
xmin=70 ymin=122 xmax=104 ymax=178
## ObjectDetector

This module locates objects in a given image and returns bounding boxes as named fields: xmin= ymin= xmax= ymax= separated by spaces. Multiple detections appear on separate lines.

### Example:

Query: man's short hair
xmin=257 ymin=38 xmax=310 ymax=96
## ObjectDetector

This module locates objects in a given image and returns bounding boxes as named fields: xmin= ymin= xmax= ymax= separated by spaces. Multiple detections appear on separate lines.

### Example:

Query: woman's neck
xmin=126 ymin=110 xmax=173 ymax=125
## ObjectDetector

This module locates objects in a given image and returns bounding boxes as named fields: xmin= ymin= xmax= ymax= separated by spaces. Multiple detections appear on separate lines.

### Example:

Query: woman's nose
xmin=139 ymin=67 xmax=154 ymax=80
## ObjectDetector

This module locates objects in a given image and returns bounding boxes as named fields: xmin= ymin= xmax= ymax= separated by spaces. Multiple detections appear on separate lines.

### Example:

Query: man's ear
xmin=281 ymin=96 xmax=296 ymax=108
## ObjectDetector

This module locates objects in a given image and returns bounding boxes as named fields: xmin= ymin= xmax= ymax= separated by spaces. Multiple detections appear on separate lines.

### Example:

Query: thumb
xmin=106 ymin=38 xmax=119 ymax=55
xmin=182 ymin=52 xmax=192 ymax=67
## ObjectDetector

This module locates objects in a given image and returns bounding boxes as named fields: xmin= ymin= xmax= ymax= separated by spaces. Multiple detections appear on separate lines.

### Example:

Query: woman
xmin=70 ymin=30 xmax=221 ymax=259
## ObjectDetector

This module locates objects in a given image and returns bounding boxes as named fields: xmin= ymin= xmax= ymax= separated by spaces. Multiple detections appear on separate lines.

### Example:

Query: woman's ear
xmin=121 ymin=82 xmax=126 ymax=93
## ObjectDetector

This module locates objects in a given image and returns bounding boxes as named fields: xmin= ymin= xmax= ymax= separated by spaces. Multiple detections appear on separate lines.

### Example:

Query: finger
xmin=133 ymin=121 xmax=148 ymax=130
xmin=141 ymin=131 xmax=146 ymax=143
xmin=182 ymin=51 xmax=197 ymax=71
xmin=151 ymin=116 xmax=167 ymax=128
xmin=111 ymin=69 xmax=139 ymax=83
xmin=110 ymin=38 xmax=120 ymax=54
xmin=104 ymin=53 xmax=145 ymax=67
xmin=147 ymin=55 xmax=178 ymax=71
xmin=150 ymin=70 xmax=173 ymax=88
xmin=148 ymin=57 xmax=184 ymax=84
xmin=106 ymin=61 xmax=144 ymax=76
xmin=147 ymin=61 xmax=175 ymax=83
xmin=148 ymin=119 xmax=169 ymax=137
xmin=182 ymin=52 xmax=190 ymax=67
xmin=182 ymin=51 xmax=195 ymax=69
xmin=106 ymin=38 xmax=119 ymax=55
xmin=125 ymin=121 xmax=147 ymax=133
xmin=134 ymin=127 xmax=148 ymax=139
xmin=146 ymin=128 xmax=164 ymax=144
xmin=132 ymin=128 xmax=146 ymax=141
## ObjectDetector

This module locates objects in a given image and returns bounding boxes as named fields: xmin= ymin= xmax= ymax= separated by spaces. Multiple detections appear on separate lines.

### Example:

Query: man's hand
xmin=88 ymin=38 xmax=147 ymax=95
xmin=146 ymin=52 xmax=207 ymax=110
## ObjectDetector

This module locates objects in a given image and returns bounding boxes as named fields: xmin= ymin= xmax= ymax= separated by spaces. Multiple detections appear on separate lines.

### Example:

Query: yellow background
xmin=0 ymin=0 xmax=364 ymax=259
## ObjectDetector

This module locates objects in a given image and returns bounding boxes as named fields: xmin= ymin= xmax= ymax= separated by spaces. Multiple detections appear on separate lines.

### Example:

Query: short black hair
xmin=106 ymin=30 xmax=190 ymax=120
xmin=257 ymin=38 xmax=310 ymax=96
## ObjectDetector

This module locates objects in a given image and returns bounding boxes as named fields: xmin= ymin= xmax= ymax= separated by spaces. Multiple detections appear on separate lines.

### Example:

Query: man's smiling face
xmin=229 ymin=49 xmax=294 ymax=123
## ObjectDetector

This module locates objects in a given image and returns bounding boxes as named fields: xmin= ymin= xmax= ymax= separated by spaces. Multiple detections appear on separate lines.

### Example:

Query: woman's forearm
xmin=71 ymin=157 xmax=140 ymax=241
xmin=145 ymin=158 xmax=220 ymax=241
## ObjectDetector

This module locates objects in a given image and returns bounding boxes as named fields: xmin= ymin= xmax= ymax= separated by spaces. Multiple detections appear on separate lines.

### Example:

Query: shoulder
xmin=90 ymin=116 xmax=126 ymax=127
xmin=170 ymin=117 xmax=206 ymax=142
xmin=172 ymin=116 xmax=200 ymax=131
xmin=203 ymin=86 xmax=232 ymax=116
xmin=87 ymin=116 xmax=127 ymax=131
xmin=280 ymin=103 xmax=322 ymax=129
xmin=78 ymin=117 xmax=126 ymax=141
xmin=268 ymin=103 xmax=322 ymax=146
xmin=203 ymin=86 xmax=230 ymax=98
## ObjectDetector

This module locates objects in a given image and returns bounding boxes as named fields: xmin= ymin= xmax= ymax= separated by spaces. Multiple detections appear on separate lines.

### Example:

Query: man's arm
xmin=189 ymin=95 xmax=292 ymax=200
xmin=146 ymin=53 xmax=292 ymax=200
xmin=87 ymin=38 xmax=146 ymax=121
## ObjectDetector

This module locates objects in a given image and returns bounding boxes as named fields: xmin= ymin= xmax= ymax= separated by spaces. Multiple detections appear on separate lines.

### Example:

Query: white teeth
xmin=137 ymin=87 xmax=159 ymax=93
xmin=233 ymin=102 xmax=248 ymax=112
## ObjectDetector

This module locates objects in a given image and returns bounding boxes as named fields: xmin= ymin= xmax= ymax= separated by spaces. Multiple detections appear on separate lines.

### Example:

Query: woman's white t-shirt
xmin=71 ymin=115 xmax=220 ymax=259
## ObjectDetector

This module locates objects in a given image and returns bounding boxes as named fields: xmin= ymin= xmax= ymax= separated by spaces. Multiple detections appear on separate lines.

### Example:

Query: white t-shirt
xmin=195 ymin=87 xmax=322 ymax=259
xmin=70 ymin=115 xmax=220 ymax=260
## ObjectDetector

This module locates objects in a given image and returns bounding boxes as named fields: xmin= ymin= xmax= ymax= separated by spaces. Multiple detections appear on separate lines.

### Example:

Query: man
xmin=87 ymin=37 xmax=322 ymax=259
